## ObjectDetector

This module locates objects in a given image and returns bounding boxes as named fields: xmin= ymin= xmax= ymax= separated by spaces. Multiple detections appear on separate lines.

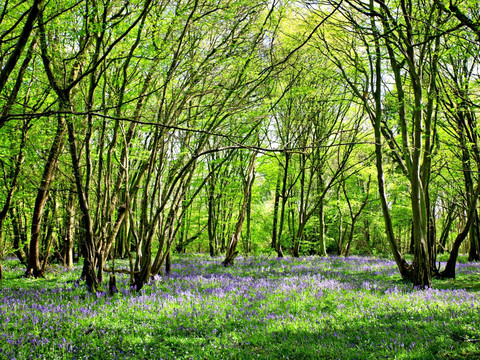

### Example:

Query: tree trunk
xmin=459 ymin=125 xmax=480 ymax=262
xmin=207 ymin=165 xmax=217 ymax=257
xmin=27 ymin=114 xmax=66 ymax=277
xmin=315 ymin=171 xmax=327 ymax=256
xmin=276 ymin=153 xmax=290 ymax=258
xmin=64 ymin=188 xmax=76 ymax=269
xmin=441 ymin=183 xmax=480 ymax=278
xmin=246 ymin=172 xmax=254 ymax=254
xmin=271 ymin=169 xmax=281 ymax=250
xmin=439 ymin=204 xmax=455 ymax=253
xmin=317 ymin=197 xmax=327 ymax=256
xmin=342 ymin=176 xmax=370 ymax=257
xmin=0 ymin=221 xmax=4 ymax=280
xmin=63 ymin=95 xmax=99 ymax=292
xmin=409 ymin=92 xmax=431 ymax=287
xmin=223 ymin=152 xmax=257 ymax=266
xmin=369 ymin=5 xmax=411 ymax=280
xmin=97 ymin=205 xmax=126 ymax=283
xmin=468 ymin=211 xmax=480 ymax=261
xmin=10 ymin=207 xmax=27 ymax=264
xmin=293 ymin=153 xmax=307 ymax=258
xmin=165 ymin=249 xmax=171 ymax=275
xmin=0 ymin=122 xmax=27 ymax=267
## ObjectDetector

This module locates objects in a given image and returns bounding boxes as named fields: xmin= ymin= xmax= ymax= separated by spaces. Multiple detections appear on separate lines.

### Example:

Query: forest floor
xmin=1 ymin=255 xmax=479 ymax=359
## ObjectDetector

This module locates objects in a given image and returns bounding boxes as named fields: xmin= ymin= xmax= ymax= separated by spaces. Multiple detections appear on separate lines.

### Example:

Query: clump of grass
xmin=1 ymin=255 xmax=479 ymax=359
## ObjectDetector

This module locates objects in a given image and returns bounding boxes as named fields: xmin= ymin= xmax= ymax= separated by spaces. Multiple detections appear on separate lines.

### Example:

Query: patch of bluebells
xmin=0 ymin=256 xmax=479 ymax=359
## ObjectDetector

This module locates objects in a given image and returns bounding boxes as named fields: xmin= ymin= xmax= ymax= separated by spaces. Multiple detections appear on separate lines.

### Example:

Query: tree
xmin=223 ymin=152 xmax=257 ymax=266
xmin=318 ymin=0 xmax=447 ymax=286
xmin=339 ymin=174 xmax=371 ymax=256
xmin=437 ymin=28 xmax=480 ymax=275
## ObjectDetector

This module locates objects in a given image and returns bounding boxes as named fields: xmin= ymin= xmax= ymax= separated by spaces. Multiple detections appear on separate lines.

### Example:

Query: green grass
xmin=1 ymin=255 xmax=479 ymax=359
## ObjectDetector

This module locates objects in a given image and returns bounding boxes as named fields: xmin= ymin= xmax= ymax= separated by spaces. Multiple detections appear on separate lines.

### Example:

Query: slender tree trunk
xmin=27 ymin=115 xmax=66 ymax=277
xmin=459 ymin=127 xmax=480 ymax=262
xmin=425 ymin=202 xmax=437 ymax=272
xmin=369 ymin=5 xmax=411 ymax=279
xmin=62 ymin=95 xmax=99 ymax=292
xmin=441 ymin=183 xmax=480 ymax=278
xmin=0 ymin=220 xmax=4 ymax=280
xmin=271 ymin=169 xmax=281 ymax=250
xmin=246 ymin=171 xmax=254 ymax=254
xmin=64 ymin=188 xmax=76 ymax=269
xmin=223 ymin=152 xmax=257 ymax=266
xmin=337 ymin=188 xmax=344 ymax=256
xmin=468 ymin=211 xmax=480 ymax=261
xmin=343 ymin=176 xmax=371 ymax=257
xmin=317 ymin=197 xmax=327 ymax=256
xmin=40 ymin=196 xmax=58 ymax=274
xmin=176 ymin=198 xmax=189 ymax=253
xmin=97 ymin=206 xmax=126 ymax=283
xmin=207 ymin=165 xmax=217 ymax=257
xmin=0 ymin=120 xmax=27 ymax=271
xmin=293 ymin=153 xmax=307 ymax=257
xmin=276 ymin=153 xmax=290 ymax=258
xmin=439 ymin=204 xmax=455 ymax=252
xmin=10 ymin=207 xmax=27 ymax=264
xmin=363 ymin=217 xmax=371 ymax=251
xmin=165 ymin=249 xmax=171 ymax=275
xmin=315 ymin=172 xmax=327 ymax=256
